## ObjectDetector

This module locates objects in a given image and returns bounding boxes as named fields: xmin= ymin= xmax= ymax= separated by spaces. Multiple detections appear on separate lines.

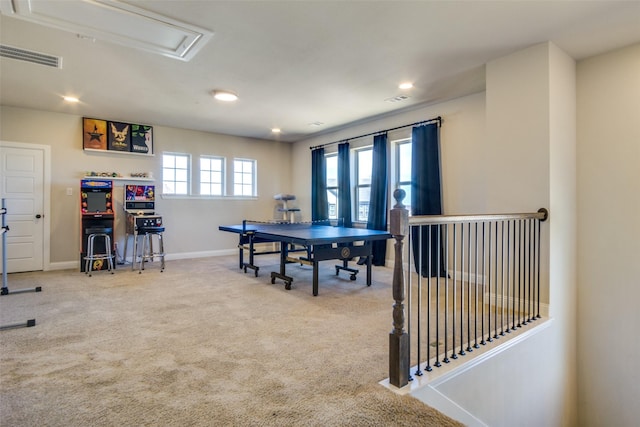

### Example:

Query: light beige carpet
xmin=0 ymin=255 xmax=463 ymax=426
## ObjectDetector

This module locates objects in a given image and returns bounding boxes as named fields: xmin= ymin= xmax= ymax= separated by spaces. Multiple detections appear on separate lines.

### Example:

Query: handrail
xmin=408 ymin=208 xmax=548 ymax=225
xmin=388 ymin=188 xmax=549 ymax=388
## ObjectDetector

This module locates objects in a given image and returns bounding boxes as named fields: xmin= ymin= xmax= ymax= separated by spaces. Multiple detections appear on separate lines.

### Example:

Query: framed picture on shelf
xmin=130 ymin=124 xmax=153 ymax=155
xmin=107 ymin=121 xmax=131 ymax=152
xmin=82 ymin=118 xmax=107 ymax=150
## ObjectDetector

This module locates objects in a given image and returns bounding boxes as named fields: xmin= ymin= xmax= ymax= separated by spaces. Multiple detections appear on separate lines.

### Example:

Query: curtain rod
xmin=309 ymin=116 xmax=442 ymax=151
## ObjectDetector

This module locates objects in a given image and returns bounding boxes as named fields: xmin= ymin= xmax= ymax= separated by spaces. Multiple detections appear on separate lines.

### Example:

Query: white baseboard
xmin=47 ymin=249 xmax=238 ymax=271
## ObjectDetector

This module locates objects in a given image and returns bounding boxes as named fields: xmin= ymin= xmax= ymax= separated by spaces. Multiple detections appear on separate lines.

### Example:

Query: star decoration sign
xmin=82 ymin=118 xmax=108 ymax=150
xmin=88 ymin=124 xmax=104 ymax=141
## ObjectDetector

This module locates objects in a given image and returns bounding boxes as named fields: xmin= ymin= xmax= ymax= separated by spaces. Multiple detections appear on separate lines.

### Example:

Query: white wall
xmin=415 ymin=42 xmax=577 ymax=427
xmin=576 ymin=43 xmax=640 ymax=427
xmin=0 ymin=107 xmax=292 ymax=268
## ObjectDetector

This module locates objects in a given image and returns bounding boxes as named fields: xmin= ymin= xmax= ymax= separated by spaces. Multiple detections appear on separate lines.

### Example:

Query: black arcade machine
xmin=122 ymin=184 xmax=163 ymax=269
xmin=80 ymin=179 xmax=115 ymax=272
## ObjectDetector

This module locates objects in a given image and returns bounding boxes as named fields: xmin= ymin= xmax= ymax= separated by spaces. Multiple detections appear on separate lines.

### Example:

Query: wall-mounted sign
xmin=83 ymin=117 xmax=153 ymax=155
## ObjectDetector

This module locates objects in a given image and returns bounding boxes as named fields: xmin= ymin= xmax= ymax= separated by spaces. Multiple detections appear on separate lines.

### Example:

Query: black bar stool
xmin=139 ymin=227 xmax=165 ymax=273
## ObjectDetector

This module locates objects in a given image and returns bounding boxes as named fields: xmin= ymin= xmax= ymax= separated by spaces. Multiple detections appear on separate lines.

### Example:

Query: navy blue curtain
xmin=338 ymin=143 xmax=352 ymax=227
xmin=311 ymin=147 xmax=328 ymax=221
xmin=366 ymin=133 xmax=388 ymax=266
xmin=411 ymin=123 xmax=446 ymax=277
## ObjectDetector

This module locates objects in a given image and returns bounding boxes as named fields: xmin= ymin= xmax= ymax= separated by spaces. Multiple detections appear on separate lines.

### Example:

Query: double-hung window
xmin=325 ymin=153 xmax=338 ymax=219
xmin=354 ymin=147 xmax=373 ymax=222
xmin=200 ymin=156 xmax=225 ymax=196
xmin=162 ymin=153 xmax=190 ymax=195
xmin=233 ymin=158 xmax=256 ymax=196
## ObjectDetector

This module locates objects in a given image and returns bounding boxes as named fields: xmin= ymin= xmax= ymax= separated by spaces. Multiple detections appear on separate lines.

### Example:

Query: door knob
xmin=35 ymin=214 xmax=42 ymax=219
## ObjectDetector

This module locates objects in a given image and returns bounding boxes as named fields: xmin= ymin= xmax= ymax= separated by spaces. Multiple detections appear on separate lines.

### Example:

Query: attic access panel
xmin=0 ymin=0 xmax=213 ymax=61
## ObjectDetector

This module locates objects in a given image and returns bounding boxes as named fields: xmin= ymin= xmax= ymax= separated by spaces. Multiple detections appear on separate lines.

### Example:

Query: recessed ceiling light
xmin=63 ymin=96 xmax=79 ymax=103
xmin=212 ymin=90 xmax=238 ymax=101
xmin=399 ymin=82 xmax=413 ymax=89
xmin=271 ymin=128 xmax=281 ymax=133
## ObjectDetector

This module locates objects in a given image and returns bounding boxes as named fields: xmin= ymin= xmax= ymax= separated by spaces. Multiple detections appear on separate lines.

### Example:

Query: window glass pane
xmin=176 ymin=169 xmax=188 ymax=181
xmin=327 ymin=189 xmax=338 ymax=220
xmin=399 ymin=143 xmax=412 ymax=182
xmin=163 ymin=182 xmax=175 ymax=194
xmin=357 ymin=149 xmax=372 ymax=185
xmin=212 ymin=171 xmax=221 ymax=183
xmin=212 ymin=184 xmax=222 ymax=195
xmin=163 ymin=154 xmax=175 ymax=167
xmin=326 ymin=155 xmax=337 ymax=187
xmin=164 ymin=169 xmax=175 ymax=181
xmin=400 ymin=184 xmax=412 ymax=212
xmin=176 ymin=156 xmax=188 ymax=169
xmin=357 ymin=187 xmax=370 ymax=222
xmin=175 ymin=182 xmax=188 ymax=194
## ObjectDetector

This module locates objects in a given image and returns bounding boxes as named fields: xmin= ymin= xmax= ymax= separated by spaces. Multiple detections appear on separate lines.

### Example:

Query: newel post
xmin=389 ymin=189 xmax=410 ymax=388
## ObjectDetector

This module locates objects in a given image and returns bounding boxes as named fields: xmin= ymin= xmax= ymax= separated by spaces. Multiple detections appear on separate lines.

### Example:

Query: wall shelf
xmin=83 ymin=176 xmax=154 ymax=182
xmin=83 ymin=148 xmax=154 ymax=157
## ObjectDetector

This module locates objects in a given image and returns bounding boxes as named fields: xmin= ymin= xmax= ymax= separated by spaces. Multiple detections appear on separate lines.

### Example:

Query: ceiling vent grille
xmin=0 ymin=45 xmax=61 ymax=68
xmin=385 ymin=95 xmax=410 ymax=103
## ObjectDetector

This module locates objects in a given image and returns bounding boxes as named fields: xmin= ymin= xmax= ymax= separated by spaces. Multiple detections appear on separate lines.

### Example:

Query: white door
xmin=0 ymin=146 xmax=45 ymax=272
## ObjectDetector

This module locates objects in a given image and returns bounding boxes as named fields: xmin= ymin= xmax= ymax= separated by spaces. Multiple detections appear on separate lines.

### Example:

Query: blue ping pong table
xmin=219 ymin=221 xmax=391 ymax=296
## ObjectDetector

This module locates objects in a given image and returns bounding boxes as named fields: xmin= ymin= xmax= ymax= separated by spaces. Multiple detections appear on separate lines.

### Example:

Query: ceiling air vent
xmin=0 ymin=0 xmax=213 ymax=61
xmin=0 ymin=44 xmax=61 ymax=68
xmin=385 ymin=95 xmax=410 ymax=103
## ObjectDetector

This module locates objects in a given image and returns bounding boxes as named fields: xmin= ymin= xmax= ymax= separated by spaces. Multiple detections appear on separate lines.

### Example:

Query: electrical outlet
xmin=66 ymin=187 xmax=73 ymax=196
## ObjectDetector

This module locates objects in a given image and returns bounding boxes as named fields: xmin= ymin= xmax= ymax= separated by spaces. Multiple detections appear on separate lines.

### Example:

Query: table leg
xmin=241 ymin=234 xmax=260 ymax=277
xmin=131 ymin=231 xmax=138 ymax=270
xmin=313 ymin=261 xmax=319 ymax=296
xmin=270 ymin=242 xmax=293 ymax=289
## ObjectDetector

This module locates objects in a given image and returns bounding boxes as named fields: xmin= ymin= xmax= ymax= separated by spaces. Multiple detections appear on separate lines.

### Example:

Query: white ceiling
xmin=1 ymin=0 xmax=639 ymax=143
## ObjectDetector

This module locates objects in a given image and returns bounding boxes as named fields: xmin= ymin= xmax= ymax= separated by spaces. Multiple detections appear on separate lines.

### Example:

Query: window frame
xmin=233 ymin=158 xmax=257 ymax=197
xmin=199 ymin=155 xmax=225 ymax=196
xmin=162 ymin=152 xmax=191 ymax=195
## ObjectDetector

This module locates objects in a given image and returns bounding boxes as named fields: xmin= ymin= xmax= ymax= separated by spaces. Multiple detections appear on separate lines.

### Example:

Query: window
xmin=355 ymin=147 xmax=372 ymax=222
xmin=394 ymin=138 xmax=412 ymax=213
xmin=325 ymin=153 xmax=338 ymax=219
xmin=233 ymin=158 xmax=256 ymax=196
xmin=162 ymin=153 xmax=190 ymax=195
xmin=200 ymin=156 xmax=225 ymax=196
xmin=322 ymin=134 xmax=412 ymax=221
